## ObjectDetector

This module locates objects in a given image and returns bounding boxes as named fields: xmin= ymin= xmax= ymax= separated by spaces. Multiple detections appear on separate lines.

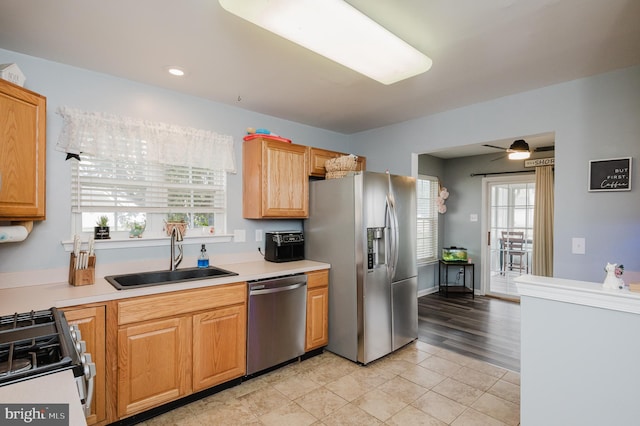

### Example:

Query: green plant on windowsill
xmin=129 ymin=221 xmax=146 ymax=238
xmin=94 ymin=215 xmax=110 ymax=239
xmin=165 ymin=213 xmax=188 ymax=236
xmin=166 ymin=213 xmax=187 ymax=223
xmin=96 ymin=215 xmax=109 ymax=227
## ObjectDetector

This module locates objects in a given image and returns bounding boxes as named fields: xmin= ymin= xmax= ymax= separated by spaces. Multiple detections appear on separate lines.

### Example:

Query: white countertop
xmin=515 ymin=274 xmax=640 ymax=315
xmin=0 ymin=255 xmax=330 ymax=315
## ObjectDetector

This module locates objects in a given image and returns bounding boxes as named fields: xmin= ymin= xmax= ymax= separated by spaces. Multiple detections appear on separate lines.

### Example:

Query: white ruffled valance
xmin=56 ymin=107 xmax=236 ymax=173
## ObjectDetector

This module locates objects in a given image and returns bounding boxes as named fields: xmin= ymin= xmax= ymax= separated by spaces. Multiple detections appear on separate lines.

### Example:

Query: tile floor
xmin=139 ymin=341 xmax=520 ymax=425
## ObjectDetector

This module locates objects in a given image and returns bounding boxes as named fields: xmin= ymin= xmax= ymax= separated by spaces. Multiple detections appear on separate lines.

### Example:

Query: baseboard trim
xmin=418 ymin=287 xmax=439 ymax=297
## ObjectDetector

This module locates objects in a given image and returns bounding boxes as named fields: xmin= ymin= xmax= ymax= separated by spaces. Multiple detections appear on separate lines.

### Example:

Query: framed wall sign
xmin=588 ymin=157 xmax=632 ymax=192
xmin=524 ymin=158 xmax=555 ymax=168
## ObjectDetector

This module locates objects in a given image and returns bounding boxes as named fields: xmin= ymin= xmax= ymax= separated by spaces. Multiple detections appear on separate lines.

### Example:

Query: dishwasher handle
xmin=249 ymin=281 xmax=306 ymax=296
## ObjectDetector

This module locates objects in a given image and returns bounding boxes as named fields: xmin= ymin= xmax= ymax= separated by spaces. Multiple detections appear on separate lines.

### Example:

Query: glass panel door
xmin=486 ymin=177 xmax=535 ymax=298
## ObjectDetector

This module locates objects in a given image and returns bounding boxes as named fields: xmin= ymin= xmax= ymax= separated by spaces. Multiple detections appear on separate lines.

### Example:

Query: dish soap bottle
xmin=198 ymin=244 xmax=209 ymax=268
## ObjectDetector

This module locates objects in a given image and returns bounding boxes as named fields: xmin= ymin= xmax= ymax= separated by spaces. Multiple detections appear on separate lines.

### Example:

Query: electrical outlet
xmin=255 ymin=229 xmax=263 ymax=242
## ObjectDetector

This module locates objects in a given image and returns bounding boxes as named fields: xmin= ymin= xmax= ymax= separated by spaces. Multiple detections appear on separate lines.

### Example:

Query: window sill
xmin=61 ymin=234 xmax=234 ymax=251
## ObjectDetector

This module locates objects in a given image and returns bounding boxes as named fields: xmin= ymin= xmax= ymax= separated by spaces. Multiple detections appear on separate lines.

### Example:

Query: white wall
xmin=350 ymin=65 xmax=640 ymax=282
xmin=0 ymin=48 xmax=349 ymax=274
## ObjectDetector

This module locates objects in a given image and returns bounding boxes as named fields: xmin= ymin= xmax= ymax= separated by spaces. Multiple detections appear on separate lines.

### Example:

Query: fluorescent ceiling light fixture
xmin=219 ymin=0 xmax=432 ymax=85
xmin=507 ymin=139 xmax=531 ymax=160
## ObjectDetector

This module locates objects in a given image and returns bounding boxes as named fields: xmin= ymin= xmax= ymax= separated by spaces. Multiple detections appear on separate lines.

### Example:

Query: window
xmin=57 ymin=107 xmax=236 ymax=240
xmin=416 ymin=175 xmax=439 ymax=263
xmin=71 ymin=153 xmax=227 ymax=238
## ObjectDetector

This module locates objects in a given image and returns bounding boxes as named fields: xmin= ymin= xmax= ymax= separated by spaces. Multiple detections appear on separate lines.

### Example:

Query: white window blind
xmin=71 ymin=153 xmax=226 ymax=215
xmin=416 ymin=175 xmax=439 ymax=262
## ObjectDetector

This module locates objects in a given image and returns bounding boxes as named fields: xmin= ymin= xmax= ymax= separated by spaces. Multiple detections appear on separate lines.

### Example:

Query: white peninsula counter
xmin=516 ymin=274 xmax=640 ymax=426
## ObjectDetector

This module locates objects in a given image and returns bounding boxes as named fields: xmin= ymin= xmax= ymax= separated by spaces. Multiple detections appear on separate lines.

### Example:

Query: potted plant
xmin=94 ymin=215 xmax=110 ymax=240
xmin=128 ymin=221 xmax=146 ymax=238
xmin=164 ymin=214 xmax=188 ymax=237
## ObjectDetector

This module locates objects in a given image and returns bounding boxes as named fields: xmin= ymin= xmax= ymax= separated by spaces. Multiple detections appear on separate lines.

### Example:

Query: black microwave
xmin=264 ymin=231 xmax=304 ymax=262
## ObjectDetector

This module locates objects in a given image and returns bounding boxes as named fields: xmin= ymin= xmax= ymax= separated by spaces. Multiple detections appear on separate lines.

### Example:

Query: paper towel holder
xmin=0 ymin=220 xmax=33 ymax=243
xmin=13 ymin=221 xmax=33 ymax=233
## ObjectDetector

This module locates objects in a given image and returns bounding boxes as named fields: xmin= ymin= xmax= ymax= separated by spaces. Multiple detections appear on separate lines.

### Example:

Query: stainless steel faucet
xmin=170 ymin=226 xmax=184 ymax=271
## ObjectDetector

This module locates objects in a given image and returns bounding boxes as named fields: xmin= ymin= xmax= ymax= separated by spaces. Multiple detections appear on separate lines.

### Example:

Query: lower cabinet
xmin=116 ymin=283 xmax=246 ymax=419
xmin=66 ymin=275 xmax=327 ymax=421
xmin=117 ymin=316 xmax=191 ymax=416
xmin=192 ymin=305 xmax=246 ymax=391
xmin=305 ymin=270 xmax=329 ymax=351
xmin=62 ymin=304 xmax=107 ymax=426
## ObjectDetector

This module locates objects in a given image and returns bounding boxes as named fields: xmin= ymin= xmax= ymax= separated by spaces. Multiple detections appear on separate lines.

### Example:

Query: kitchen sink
xmin=105 ymin=266 xmax=238 ymax=290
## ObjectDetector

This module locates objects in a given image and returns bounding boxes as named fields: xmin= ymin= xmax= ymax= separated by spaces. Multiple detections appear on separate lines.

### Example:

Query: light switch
xmin=470 ymin=214 xmax=478 ymax=222
xmin=572 ymin=237 xmax=585 ymax=254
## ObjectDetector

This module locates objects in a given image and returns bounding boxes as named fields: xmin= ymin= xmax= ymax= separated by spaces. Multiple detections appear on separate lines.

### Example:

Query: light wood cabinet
xmin=116 ymin=283 xmax=246 ymax=419
xmin=192 ymin=305 xmax=246 ymax=391
xmin=308 ymin=147 xmax=366 ymax=177
xmin=305 ymin=269 xmax=329 ymax=351
xmin=243 ymin=137 xmax=309 ymax=218
xmin=0 ymin=79 xmax=46 ymax=220
xmin=62 ymin=305 xmax=107 ymax=426
xmin=118 ymin=316 xmax=191 ymax=417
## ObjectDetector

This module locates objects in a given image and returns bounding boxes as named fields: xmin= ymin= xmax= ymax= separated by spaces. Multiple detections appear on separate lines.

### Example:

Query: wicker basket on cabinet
xmin=324 ymin=155 xmax=358 ymax=179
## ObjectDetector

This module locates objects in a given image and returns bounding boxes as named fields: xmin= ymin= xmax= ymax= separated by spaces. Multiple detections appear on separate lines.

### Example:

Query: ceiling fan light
xmin=218 ymin=0 xmax=432 ymax=85
xmin=508 ymin=151 xmax=531 ymax=160
xmin=507 ymin=139 xmax=530 ymax=159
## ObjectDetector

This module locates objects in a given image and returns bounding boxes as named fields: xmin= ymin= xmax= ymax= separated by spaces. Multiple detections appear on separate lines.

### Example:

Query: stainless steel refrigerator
xmin=304 ymin=171 xmax=418 ymax=364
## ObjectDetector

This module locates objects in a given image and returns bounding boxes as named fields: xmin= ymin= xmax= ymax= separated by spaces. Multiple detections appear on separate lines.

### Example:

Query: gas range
xmin=0 ymin=308 xmax=95 ymax=417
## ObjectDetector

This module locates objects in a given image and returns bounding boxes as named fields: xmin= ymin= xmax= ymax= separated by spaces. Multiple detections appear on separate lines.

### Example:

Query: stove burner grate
xmin=0 ymin=358 xmax=33 ymax=377
xmin=0 ymin=308 xmax=79 ymax=386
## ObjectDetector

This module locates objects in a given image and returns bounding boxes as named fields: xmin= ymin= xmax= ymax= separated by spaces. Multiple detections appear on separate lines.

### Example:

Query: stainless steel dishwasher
xmin=246 ymin=274 xmax=307 ymax=375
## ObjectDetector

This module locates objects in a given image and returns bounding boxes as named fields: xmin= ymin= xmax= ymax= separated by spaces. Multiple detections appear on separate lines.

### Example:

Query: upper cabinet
xmin=243 ymin=137 xmax=309 ymax=218
xmin=308 ymin=147 xmax=366 ymax=178
xmin=0 ymin=79 xmax=46 ymax=220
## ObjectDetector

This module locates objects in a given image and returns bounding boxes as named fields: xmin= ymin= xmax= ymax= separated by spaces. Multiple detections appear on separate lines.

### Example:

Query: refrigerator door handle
xmin=386 ymin=195 xmax=400 ymax=280
xmin=385 ymin=173 xmax=399 ymax=280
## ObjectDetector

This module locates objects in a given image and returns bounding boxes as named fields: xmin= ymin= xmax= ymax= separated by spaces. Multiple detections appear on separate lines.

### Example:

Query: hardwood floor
xmin=418 ymin=292 xmax=521 ymax=372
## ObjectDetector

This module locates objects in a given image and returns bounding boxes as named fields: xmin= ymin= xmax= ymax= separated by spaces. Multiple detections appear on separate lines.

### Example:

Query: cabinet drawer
xmin=306 ymin=269 xmax=329 ymax=289
xmin=118 ymin=282 xmax=246 ymax=325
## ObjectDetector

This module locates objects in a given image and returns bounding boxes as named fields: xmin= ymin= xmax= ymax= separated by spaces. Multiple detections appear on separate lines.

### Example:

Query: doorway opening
xmin=482 ymin=175 xmax=535 ymax=298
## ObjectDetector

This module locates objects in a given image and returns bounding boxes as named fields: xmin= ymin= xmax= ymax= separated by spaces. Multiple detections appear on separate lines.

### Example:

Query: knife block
xmin=68 ymin=252 xmax=96 ymax=286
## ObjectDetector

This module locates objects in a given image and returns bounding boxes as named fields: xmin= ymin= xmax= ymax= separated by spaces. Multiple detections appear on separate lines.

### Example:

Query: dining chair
xmin=501 ymin=231 xmax=527 ymax=273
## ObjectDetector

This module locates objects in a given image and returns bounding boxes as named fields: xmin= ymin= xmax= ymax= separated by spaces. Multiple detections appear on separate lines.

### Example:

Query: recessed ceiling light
xmin=167 ymin=67 xmax=185 ymax=77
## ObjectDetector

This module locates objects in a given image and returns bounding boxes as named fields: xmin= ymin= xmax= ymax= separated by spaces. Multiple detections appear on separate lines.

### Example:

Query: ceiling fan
xmin=483 ymin=139 xmax=555 ymax=160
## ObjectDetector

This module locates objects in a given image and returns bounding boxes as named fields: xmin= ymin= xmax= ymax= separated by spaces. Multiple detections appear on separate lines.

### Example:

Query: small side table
xmin=438 ymin=260 xmax=475 ymax=298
